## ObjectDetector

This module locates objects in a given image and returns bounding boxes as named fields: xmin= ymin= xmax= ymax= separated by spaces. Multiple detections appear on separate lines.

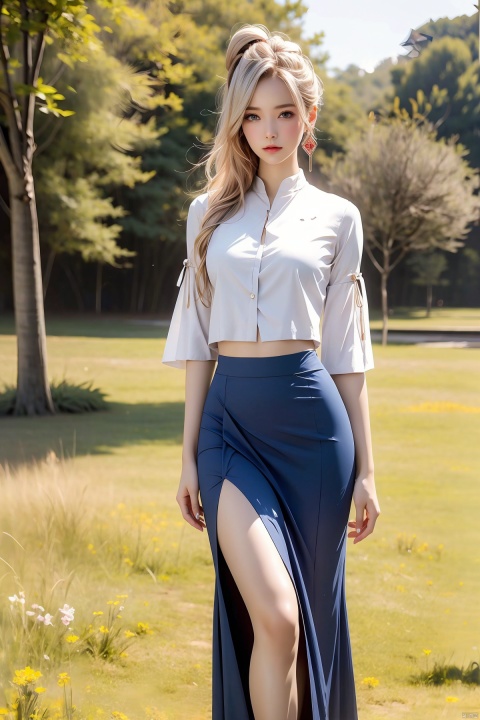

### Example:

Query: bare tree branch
xmin=35 ymin=117 xmax=63 ymax=156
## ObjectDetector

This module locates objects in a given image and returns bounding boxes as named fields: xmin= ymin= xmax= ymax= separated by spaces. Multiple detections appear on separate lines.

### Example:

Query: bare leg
xmin=217 ymin=478 xmax=309 ymax=720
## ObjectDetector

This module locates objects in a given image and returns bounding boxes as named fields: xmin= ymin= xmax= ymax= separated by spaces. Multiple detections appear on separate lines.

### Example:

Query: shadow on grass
xmin=0 ymin=313 xmax=170 ymax=339
xmin=0 ymin=401 xmax=184 ymax=468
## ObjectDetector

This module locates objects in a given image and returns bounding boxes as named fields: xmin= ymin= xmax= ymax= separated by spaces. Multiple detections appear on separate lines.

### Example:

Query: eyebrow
xmin=245 ymin=103 xmax=296 ymax=110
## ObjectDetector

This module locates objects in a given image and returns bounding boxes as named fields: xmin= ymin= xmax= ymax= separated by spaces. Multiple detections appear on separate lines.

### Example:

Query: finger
xmin=353 ymin=515 xmax=376 ymax=544
xmin=190 ymin=493 xmax=206 ymax=529
xmin=355 ymin=509 xmax=365 ymax=536
xmin=347 ymin=519 xmax=367 ymax=539
xmin=177 ymin=496 xmax=204 ymax=532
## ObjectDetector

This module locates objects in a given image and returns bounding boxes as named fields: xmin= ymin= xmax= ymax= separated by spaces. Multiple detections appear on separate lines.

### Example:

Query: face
xmin=241 ymin=74 xmax=316 ymax=168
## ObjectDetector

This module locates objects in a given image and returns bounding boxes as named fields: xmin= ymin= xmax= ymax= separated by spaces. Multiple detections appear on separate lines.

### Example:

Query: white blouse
xmin=162 ymin=168 xmax=374 ymax=374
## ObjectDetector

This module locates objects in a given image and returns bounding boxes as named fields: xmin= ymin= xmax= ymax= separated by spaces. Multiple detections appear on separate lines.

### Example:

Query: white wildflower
xmin=8 ymin=594 xmax=25 ymax=605
xmin=59 ymin=604 xmax=75 ymax=625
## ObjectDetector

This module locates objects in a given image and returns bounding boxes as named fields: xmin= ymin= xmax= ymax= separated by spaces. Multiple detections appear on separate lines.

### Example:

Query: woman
xmin=162 ymin=23 xmax=381 ymax=720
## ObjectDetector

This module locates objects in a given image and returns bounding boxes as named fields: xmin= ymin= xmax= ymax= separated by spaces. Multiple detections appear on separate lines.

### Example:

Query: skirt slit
xmin=215 ymin=471 xmax=318 ymax=720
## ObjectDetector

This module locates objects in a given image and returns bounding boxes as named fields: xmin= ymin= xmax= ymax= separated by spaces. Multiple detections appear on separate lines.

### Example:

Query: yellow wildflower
xmin=446 ymin=696 xmax=459 ymax=702
xmin=34 ymin=687 xmax=46 ymax=694
xmin=99 ymin=626 xmax=109 ymax=634
xmin=106 ymin=600 xmax=120 ymax=606
xmin=111 ymin=712 xmax=129 ymax=720
xmin=13 ymin=667 xmax=42 ymax=686
xmin=124 ymin=630 xmax=136 ymax=638
xmin=57 ymin=672 xmax=70 ymax=687
xmin=422 ymin=649 xmax=432 ymax=656
xmin=137 ymin=622 xmax=153 ymax=635
xmin=65 ymin=635 xmax=79 ymax=643
xmin=93 ymin=611 xmax=104 ymax=616
xmin=0 ymin=710 xmax=10 ymax=716
xmin=361 ymin=676 xmax=379 ymax=688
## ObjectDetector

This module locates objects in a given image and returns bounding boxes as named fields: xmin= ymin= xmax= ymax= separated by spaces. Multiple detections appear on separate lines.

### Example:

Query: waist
xmin=217 ymin=337 xmax=316 ymax=358
xmin=216 ymin=349 xmax=322 ymax=377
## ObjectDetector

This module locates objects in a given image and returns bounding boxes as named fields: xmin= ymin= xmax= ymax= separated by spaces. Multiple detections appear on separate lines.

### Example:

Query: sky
xmin=303 ymin=0 xmax=478 ymax=74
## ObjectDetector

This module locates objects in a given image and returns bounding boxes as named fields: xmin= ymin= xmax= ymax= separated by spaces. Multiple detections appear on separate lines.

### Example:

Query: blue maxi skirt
xmin=197 ymin=349 xmax=358 ymax=720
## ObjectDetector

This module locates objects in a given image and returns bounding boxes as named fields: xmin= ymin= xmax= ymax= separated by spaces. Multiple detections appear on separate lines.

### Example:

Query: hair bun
xmin=225 ymin=25 xmax=269 ymax=73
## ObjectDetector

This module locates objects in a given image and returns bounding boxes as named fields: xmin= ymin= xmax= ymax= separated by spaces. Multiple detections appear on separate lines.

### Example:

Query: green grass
xmin=369 ymin=306 xmax=480 ymax=331
xmin=0 ymin=315 xmax=479 ymax=719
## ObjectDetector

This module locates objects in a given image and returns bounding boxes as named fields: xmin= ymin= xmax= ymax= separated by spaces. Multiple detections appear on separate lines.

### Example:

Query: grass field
xmin=368 ymin=306 xmax=480 ymax=331
xmin=0 ymin=313 xmax=479 ymax=720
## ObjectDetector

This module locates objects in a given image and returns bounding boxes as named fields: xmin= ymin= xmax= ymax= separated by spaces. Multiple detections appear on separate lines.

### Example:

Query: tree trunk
xmin=381 ymin=270 xmax=389 ymax=346
xmin=96 ymin=262 xmax=103 ymax=314
xmin=10 ymin=175 xmax=55 ymax=416
xmin=426 ymin=284 xmax=432 ymax=317
xmin=62 ymin=259 xmax=84 ymax=311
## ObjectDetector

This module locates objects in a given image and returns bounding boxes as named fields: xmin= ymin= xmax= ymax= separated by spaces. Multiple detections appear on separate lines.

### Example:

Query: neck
xmin=256 ymin=159 xmax=300 ymax=205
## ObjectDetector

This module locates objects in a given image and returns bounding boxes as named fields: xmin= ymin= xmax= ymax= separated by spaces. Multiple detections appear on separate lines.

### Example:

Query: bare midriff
xmin=217 ymin=327 xmax=316 ymax=358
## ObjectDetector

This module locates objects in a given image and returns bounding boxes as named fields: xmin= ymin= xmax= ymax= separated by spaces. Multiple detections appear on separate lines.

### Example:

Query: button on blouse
xmin=162 ymin=168 xmax=374 ymax=374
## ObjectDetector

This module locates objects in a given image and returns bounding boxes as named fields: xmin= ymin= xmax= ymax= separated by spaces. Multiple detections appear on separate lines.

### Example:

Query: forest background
xmin=0 ymin=0 xmax=478 ymax=319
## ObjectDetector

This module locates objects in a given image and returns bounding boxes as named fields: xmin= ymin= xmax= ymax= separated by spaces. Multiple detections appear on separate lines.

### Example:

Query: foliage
xmin=31 ymin=1 xmax=180 ymax=267
xmin=415 ymin=12 xmax=479 ymax=58
xmin=0 ymin=380 xmax=108 ymax=415
xmin=325 ymin=98 xmax=480 ymax=342
xmin=331 ymin=57 xmax=400 ymax=116
xmin=74 ymin=598 xmax=137 ymax=661
xmin=406 ymin=250 xmax=449 ymax=288
xmin=390 ymin=16 xmax=480 ymax=166
xmin=411 ymin=659 xmax=480 ymax=686
xmin=328 ymin=102 xmax=480 ymax=268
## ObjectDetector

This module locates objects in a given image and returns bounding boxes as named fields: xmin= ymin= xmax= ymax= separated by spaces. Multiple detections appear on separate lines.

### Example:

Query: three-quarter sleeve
xmin=161 ymin=196 xmax=218 ymax=369
xmin=320 ymin=201 xmax=374 ymax=374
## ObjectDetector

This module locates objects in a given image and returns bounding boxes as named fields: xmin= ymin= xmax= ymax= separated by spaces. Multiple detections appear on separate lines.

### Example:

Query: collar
xmin=251 ymin=168 xmax=308 ymax=213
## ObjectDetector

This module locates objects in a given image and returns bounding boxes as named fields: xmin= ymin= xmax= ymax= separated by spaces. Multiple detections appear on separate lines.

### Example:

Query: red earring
xmin=301 ymin=129 xmax=317 ymax=172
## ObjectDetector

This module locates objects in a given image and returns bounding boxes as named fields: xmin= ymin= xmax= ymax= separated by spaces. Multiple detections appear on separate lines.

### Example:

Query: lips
xmin=263 ymin=146 xmax=281 ymax=149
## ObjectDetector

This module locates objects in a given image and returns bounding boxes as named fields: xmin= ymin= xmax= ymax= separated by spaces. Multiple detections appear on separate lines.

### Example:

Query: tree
xmin=0 ymin=0 xmax=174 ymax=414
xmin=0 ymin=0 xmax=115 ymax=414
xmin=390 ymin=28 xmax=480 ymax=167
xmin=34 ymin=38 xmax=162 ymax=312
xmin=326 ymin=100 xmax=480 ymax=344
xmin=405 ymin=249 xmax=449 ymax=316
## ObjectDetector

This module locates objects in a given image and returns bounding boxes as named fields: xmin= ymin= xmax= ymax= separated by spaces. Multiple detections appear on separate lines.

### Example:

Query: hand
xmin=347 ymin=473 xmax=381 ymax=544
xmin=176 ymin=458 xmax=206 ymax=532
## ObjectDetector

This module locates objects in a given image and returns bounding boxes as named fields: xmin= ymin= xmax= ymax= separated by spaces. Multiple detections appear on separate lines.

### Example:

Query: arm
xmin=176 ymin=359 xmax=216 ymax=532
xmin=330 ymin=371 xmax=381 ymax=544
